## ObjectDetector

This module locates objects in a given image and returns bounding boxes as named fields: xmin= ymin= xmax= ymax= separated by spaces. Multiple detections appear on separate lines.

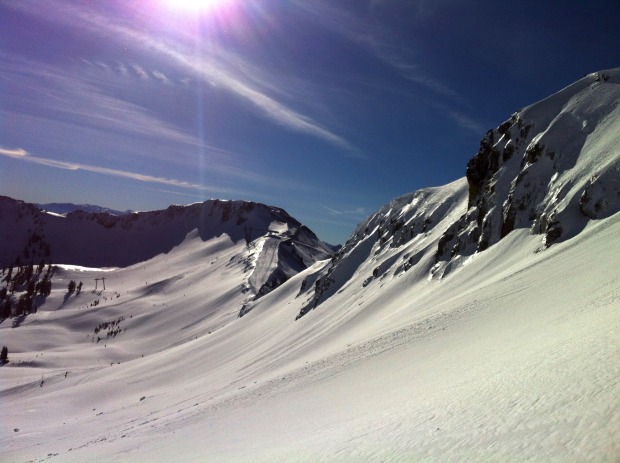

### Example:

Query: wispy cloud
xmin=321 ymin=204 xmax=367 ymax=217
xmin=291 ymin=0 xmax=481 ymax=130
xmin=0 ymin=53 xmax=205 ymax=149
xmin=370 ymin=50 xmax=460 ymax=99
xmin=322 ymin=205 xmax=343 ymax=216
xmin=151 ymin=70 xmax=170 ymax=85
xmin=0 ymin=137 xmax=319 ymax=201
xmin=0 ymin=147 xmax=28 ymax=157
xmin=445 ymin=109 xmax=485 ymax=134
xmin=83 ymin=59 xmax=166 ymax=84
xmin=4 ymin=0 xmax=356 ymax=154
xmin=0 ymin=146 xmax=225 ymax=193
xmin=130 ymin=64 xmax=150 ymax=80
xmin=291 ymin=1 xmax=455 ymax=96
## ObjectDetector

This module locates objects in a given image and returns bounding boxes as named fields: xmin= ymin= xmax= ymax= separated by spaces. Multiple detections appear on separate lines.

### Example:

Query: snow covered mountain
xmin=0 ymin=197 xmax=333 ymax=304
xmin=293 ymin=69 xmax=620 ymax=320
xmin=1 ymin=69 xmax=619 ymax=462
xmin=36 ymin=202 xmax=131 ymax=217
xmin=436 ymin=70 xmax=620 ymax=265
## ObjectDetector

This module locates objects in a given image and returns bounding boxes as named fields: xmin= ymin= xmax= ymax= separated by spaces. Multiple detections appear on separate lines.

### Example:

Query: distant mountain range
xmin=36 ymin=202 xmax=132 ymax=216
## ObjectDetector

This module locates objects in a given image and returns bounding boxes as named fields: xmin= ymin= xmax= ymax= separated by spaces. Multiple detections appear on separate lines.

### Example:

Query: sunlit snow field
xmin=1 ymin=212 xmax=618 ymax=462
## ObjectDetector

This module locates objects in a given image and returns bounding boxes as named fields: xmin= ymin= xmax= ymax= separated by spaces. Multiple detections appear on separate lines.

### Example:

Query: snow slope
xmin=1 ymin=69 xmax=619 ymax=462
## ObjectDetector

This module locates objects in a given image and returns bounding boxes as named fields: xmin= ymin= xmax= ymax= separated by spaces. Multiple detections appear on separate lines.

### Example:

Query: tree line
xmin=0 ymin=261 xmax=54 ymax=318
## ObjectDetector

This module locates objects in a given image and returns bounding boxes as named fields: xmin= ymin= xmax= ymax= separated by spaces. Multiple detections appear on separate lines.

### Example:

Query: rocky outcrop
xmin=436 ymin=70 xmax=620 ymax=263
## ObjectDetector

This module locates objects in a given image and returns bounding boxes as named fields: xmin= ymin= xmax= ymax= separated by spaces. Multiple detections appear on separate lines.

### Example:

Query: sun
xmin=160 ymin=0 xmax=226 ymax=12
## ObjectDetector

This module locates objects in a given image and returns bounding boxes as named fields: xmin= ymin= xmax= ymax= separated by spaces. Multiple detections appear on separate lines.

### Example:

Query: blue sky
xmin=1 ymin=0 xmax=619 ymax=244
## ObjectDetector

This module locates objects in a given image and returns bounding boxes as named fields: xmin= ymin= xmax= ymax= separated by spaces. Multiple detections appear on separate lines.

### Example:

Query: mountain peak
xmin=435 ymin=67 xmax=620 ymax=268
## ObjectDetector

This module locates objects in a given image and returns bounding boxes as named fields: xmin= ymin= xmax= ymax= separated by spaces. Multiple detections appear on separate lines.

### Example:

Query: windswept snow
xmin=1 ymin=69 xmax=619 ymax=462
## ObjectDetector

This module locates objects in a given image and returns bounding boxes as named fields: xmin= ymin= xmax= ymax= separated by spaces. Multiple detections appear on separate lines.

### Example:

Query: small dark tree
xmin=17 ymin=294 xmax=32 ymax=315
xmin=76 ymin=281 xmax=83 ymax=295
xmin=36 ymin=277 xmax=52 ymax=297
xmin=9 ymin=278 xmax=18 ymax=294
xmin=0 ymin=298 xmax=11 ymax=318
xmin=0 ymin=346 xmax=7 ymax=364
xmin=25 ymin=263 xmax=34 ymax=282
xmin=27 ymin=279 xmax=36 ymax=297
xmin=67 ymin=280 xmax=76 ymax=294
xmin=43 ymin=278 xmax=52 ymax=296
xmin=14 ymin=268 xmax=26 ymax=287
xmin=4 ymin=266 xmax=12 ymax=282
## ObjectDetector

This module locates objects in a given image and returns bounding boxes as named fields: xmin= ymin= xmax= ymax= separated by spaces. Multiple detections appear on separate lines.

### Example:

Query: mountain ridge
xmin=291 ymin=68 xmax=619 ymax=319
xmin=0 ymin=197 xmax=333 ymax=306
xmin=36 ymin=202 xmax=131 ymax=217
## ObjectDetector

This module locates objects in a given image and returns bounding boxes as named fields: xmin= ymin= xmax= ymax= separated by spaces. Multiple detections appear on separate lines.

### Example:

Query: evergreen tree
xmin=36 ymin=277 xmax=52 ymax=296
xmin=67 ymin=280 xmax=76 ymax=294
xmin=17 ymin=294 xmax=32 ymax=315
xmin=0 ymin=346 xmax=7 ymax=364
xmin=14 ymin=268 xmax=26 ymax=287
xmin=9 ymin=277 xmax=18 ymax=294
xmin=4 ymin=266 xmax=12 ymax=282
xmin=0 ymin=298 xmax=11 ymax=318
xmin=25 ymin=263 xmax=34 ymax=282
xmin=43 ymin=278 xmax=52 ymax=296
xmin=27 ymin=279 xmax=36 ymax=297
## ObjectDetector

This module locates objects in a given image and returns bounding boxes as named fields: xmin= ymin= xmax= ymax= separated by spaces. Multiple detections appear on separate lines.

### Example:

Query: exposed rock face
xmin=436 ymin=70 xmax=620 ymax=262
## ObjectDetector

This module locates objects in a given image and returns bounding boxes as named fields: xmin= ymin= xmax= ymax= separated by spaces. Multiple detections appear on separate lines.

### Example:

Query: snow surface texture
xmin=1 ymin=69 xmax=619 ymax=462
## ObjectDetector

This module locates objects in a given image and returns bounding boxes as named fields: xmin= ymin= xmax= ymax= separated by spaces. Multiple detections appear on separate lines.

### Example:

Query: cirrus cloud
xmin=0 ymin=146 xmax=224 ymax=193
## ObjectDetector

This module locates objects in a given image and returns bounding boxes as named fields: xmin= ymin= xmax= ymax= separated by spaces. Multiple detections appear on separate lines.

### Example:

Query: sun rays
xmin=159 ymin=0 xmax=228 ymax=13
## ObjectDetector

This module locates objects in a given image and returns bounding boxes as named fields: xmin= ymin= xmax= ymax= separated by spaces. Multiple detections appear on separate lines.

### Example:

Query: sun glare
xmin=161 ymin=0 xmax=225 ymax=12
